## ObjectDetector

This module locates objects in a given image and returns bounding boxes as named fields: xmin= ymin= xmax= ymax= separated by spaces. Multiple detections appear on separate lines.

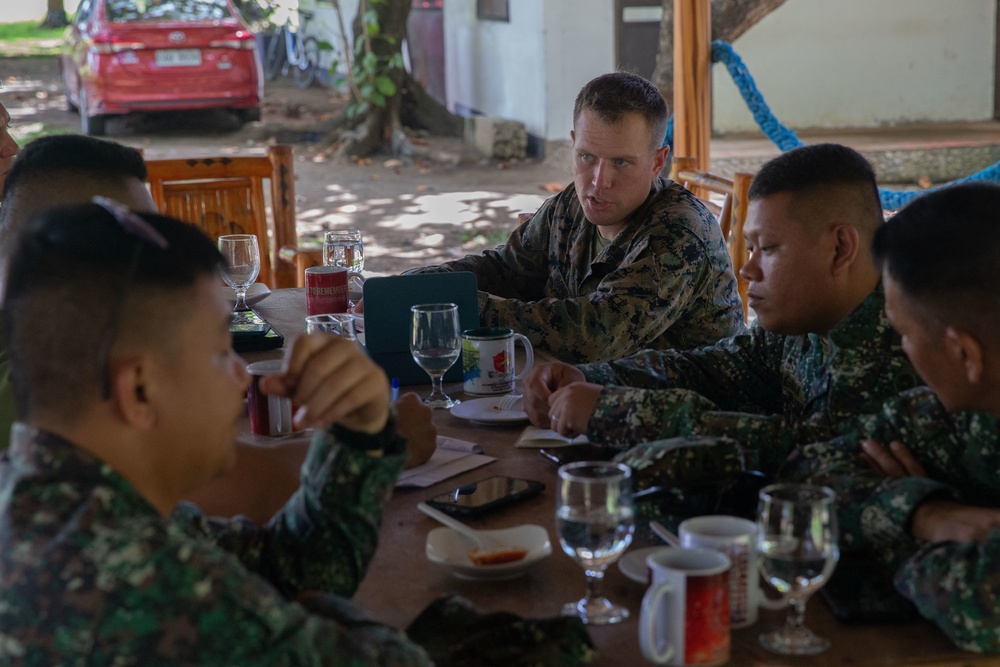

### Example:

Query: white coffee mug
xmin=640 ymin=547 xmax=731 ymax=666
xmin=679 ymin=514 xmax=786 ymax=627
xmin=461 ymin=327 xmax=534 ymax=395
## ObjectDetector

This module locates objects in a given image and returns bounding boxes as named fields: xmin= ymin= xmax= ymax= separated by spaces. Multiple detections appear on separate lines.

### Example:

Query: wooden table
xmin=250 ymin=289 xmax=991 ymax=667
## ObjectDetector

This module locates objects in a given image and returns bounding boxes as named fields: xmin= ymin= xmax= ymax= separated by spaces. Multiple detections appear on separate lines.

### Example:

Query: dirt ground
xmin=1 ymin=55 xmax=569 ymax=275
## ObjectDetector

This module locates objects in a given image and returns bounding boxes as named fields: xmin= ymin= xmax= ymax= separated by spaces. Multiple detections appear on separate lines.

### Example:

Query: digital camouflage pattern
xmin=405 ymin=178 xmax=745 ymax=363
xmin=406 ymin=593 xmax=594 ymax=667
xmin=0 ymin=422 xmax=435 ymax=666
xmin=577 ymin=284 xmax=924 ymax=473
xmin=781 ymin=387 xmax=1000 ymax=652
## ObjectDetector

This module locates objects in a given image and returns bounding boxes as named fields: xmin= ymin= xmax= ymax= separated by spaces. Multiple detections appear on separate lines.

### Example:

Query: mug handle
xmin=639 ymin=582 xmax=676 ymax=664
xmin=512 ymin=333 xmax=534 ymax=380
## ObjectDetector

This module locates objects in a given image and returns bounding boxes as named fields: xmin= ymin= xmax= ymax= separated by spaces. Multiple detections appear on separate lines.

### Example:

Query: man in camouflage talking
xmin=525 ymin=143 xmax=924 ymax=475
xmin=398 ymin=71 xmax=745 ymax=363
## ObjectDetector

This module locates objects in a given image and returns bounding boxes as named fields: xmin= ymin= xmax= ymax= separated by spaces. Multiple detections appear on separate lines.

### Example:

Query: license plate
xmin=155 ymin=49 xmax=202 ymax=67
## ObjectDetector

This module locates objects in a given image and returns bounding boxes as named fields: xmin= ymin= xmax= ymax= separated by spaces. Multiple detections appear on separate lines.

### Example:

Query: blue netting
xmin=664 ymin=40 xmax=1000 ymax=210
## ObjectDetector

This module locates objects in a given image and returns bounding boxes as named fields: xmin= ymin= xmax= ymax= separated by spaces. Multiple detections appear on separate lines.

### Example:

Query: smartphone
xmin=819 ymin=555 xmax=919 ymax=623
xmin=231 ymin=310 xmax=284 ymax=353
xmin=426 ymin=475 xmax=545 ymax=518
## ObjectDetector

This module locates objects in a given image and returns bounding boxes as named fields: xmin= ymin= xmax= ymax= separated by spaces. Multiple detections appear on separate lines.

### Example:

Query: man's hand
xmin=395 ymin=392 xmax=437 ymax=468
xmin=861 ymin=439 xmax=928 ymax=478
xmin=911 ymin=499 xmax=1000 ymax=543
xmin=547 ymin=382 xmax=602 ymax=438
xmin=260 ymin=333 xmax=390 ymax=434
xmin=522 ymin=362 xmax=586 ymax=427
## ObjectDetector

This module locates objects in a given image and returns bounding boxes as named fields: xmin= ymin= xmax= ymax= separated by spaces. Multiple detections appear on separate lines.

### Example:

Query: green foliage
xmin=0 ymin=21 xmax=66 ymax=57
xmin=341 ymin=0 xmax=404 ymax=121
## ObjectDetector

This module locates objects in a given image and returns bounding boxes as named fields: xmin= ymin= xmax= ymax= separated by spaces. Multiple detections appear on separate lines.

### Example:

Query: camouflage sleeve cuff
xmin=329 ymin=413 xmax=407 ymax=457
xmin=578 ymin=362 xmax=621 ymax=385
xmin=587 ymin=386 xmax=707 ymax=449
xmin=861 ymin=477 xmax=955 ymax=566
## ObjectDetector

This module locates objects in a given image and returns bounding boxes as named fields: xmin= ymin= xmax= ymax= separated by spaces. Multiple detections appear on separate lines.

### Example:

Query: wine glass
xmin=556 ymin=461 xmax=635 ymax=625
xmin=756 ymin=483 xmax=840 ymax=655
xmin=410 ymin=303 xmax=461 ymax=408
xmin=218 ymin=234 xmax=260 ymax=325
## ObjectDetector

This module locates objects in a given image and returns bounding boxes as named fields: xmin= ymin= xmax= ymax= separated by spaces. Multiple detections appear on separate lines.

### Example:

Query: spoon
xmin=417 ymin=502 xmax=504 ymax=550
xmin=650 ymin=520 xmax=681 ymax=547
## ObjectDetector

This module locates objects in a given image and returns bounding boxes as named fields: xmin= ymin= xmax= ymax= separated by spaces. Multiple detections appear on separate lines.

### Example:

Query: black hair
xmin=748 ymin=143 xmax=883 ymax=237
xmin=3 ymin=203 xmax=224 ymax=419
xmin=573 ymin=71 xmax=669 ymax=151
xmin=749 ymin=143 xmax=878 ymax=200
xmin=872 ymin=182 xmax=1000 ymax=332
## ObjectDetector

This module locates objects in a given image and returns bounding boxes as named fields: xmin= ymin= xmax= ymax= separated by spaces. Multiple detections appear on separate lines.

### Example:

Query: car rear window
xmin=105 ymin=0 xmax=234 ymax=22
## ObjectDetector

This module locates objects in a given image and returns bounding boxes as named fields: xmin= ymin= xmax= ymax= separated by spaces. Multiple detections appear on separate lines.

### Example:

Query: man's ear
xmin=109 ymin=355 xmax=157 ymax=429
xmin=830 ymin=224 xmax=860 ymax=275
xmin=944 ymin=326 xmax=984 ymax=385
xmin=653 ymin=144 xmax=670 ymax=177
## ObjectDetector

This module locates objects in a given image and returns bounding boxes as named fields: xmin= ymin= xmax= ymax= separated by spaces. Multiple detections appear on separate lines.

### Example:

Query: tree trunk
xmin=651 ymin=0 xmax=787 ymax=110
xmin=338 ymin=0 xmax=462 ymax=158
xmin=40 ymin=0 xmax=69 ymax=28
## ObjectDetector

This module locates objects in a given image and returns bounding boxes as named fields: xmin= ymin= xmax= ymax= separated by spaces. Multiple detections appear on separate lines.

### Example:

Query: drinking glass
xmin=305 ymin=313 xmax=356 ymax=340
xmin=556 ymin=461 xmax=634 ymax=625
xmin=218 ymin=234 xmax=260 ymax=325
xmin=409 ymin=303 xmax=461 ymax=409
xmin=756 ymin=483 xmax=840 ymax=655
xmin=324 ymin=229 xmax=364 ymax=273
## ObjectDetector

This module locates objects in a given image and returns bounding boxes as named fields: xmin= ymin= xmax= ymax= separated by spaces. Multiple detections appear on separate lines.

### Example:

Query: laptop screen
xmin=361 ymin=272 xmax=479 ymax=385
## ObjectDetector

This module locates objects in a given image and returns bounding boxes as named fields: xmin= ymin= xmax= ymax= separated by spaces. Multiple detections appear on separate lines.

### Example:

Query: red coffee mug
xmin=305 ymin=266 xmax=350 ymax=316
xmin=246 ymin=360 xmax=300 ymax=436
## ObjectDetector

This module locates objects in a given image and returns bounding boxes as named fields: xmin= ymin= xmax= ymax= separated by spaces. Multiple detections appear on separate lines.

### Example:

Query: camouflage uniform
xmin=578 ymin=284 xmax=924 ymax=472
xmin=405 ymin=178 xmax=745 ymax=363
xmin=0 ymin=422 xmax=434 ymax=665
xmin=782 ymin=387 xmax=1000 ymax=653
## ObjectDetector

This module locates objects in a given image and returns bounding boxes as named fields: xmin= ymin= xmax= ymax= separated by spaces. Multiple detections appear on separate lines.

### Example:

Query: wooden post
xmin=673 ymin=0 xmax=712 ymax=183
xmin=731 ymin=171 xmax=752 ymax=321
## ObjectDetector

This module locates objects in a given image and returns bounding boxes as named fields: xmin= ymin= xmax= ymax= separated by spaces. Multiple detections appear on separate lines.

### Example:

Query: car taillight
xmin=209 ymin=30 xmax=257 ymax=50
xmin=90 ymin=33 xmax=146 ymax=54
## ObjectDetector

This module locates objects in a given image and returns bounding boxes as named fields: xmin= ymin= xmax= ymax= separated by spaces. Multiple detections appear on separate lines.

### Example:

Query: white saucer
xmin=426 ymin=524 xmax=552 ymax=581
xmin=221 ymin=282 xmax=271 ymax=308
xmin=618 ymin=546 xmax=669 ymax=584
xmin=450 ymin=396 xmax=529 ymax=425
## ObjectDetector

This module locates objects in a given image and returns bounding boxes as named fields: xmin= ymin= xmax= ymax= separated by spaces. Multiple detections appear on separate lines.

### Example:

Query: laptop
xmin=362 ymin=272 xmax=479 ymax=385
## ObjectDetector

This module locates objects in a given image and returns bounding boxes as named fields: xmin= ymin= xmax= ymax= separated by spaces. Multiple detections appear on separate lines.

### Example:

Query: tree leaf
xmin=375 ymin=76 xmax=396 ymax=96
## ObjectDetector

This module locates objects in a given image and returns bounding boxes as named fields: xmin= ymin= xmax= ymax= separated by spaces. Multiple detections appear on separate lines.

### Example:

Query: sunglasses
xmin=91 ymin=196 xmax=169 ymax=401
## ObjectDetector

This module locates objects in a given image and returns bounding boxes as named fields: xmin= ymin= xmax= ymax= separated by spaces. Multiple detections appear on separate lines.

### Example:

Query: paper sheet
xmin=514 ymin=425 xmax=590 ymax=448
xmin=396 ymin=436 xmax=496 ymax=487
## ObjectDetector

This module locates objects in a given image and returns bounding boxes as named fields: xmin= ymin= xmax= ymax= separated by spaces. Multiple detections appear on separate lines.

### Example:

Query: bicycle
xmin=262 ymin=9 xmax=318 ymax=90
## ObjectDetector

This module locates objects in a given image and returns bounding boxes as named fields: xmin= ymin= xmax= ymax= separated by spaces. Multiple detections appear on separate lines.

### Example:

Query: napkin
xmin=514 ymin=425 xmax=589 ymax=448
xmin=396 ymin=436 xmax=496 ymax=488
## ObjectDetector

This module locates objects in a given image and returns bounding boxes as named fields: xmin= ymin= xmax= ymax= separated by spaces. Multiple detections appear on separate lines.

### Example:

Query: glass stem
xmin=428 ymin=374 xmax=445 ymax=399
xmin=584 ymin=567 xmax=606 ymax=602
xmin=234 ymin=287 xmax=249 ymax=312
xmin=785 ymin=595 xmax=807 ymax=631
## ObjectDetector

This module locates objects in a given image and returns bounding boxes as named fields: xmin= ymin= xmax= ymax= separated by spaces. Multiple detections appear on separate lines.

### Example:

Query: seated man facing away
xmin=380 ymin=71 xmax=745 ymax=363
xmin=0 ymin=202 xmax=433 ymax=663
xmin=781 ymin=182 xmax=1000 ymax=653
xmin=0 ymin=134 xmax=436 ymax=523
xmin=524 ymin=143 xmax=923 ymax=475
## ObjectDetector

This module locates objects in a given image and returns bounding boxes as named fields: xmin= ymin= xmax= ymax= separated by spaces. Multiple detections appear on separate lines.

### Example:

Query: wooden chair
xmin=671 ymin=156 xmax=753 ymax=321
xmin=145 ymin=145 xmax=322 ymax=289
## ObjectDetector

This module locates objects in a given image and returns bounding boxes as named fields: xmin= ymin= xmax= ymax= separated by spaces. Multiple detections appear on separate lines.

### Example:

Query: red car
xmin=61 ymin=0 xmax=262 ymax=136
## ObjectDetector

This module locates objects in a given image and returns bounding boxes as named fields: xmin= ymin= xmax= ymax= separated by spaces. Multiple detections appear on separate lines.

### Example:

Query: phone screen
xmin=427 ymin=476 xmax=544 ymax=516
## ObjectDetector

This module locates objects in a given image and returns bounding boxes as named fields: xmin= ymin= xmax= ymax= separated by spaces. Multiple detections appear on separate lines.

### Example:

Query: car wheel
xmin=292 ymin=37 xmax=318 ymax=90
xmin=60 ymin=61 xmax=78 ymax=112
xmin=236 ymin=107 xmax=262 ymax=125
xmin=79 ymin=88 xmax=106 ymax=136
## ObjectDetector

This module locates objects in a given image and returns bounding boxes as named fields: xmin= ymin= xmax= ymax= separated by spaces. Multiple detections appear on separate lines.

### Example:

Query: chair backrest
xmin=145 ymin=145 xmax=299 ymax=289
xmin=671 ymin=156 xmax=753 ymax=321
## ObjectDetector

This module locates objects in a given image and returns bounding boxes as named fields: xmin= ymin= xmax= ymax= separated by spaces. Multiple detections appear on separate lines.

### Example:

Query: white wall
xmin=712 ymin=0 xmax=997 ymax=132
xmin=444 ymin=0 xmax=615 ymax=142
xmin=444 ymin=0 xmax=996 ymax=143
